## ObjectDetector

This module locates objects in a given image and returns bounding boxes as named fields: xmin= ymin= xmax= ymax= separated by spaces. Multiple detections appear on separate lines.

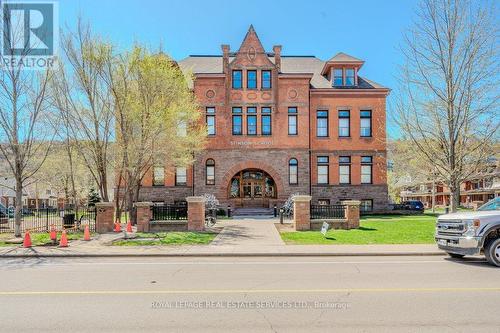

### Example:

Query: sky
xmin=60 ymin=0 xmax=420 ymax=137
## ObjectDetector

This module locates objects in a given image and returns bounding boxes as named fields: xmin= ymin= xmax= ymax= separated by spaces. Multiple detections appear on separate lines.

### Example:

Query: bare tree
xmin=0 ymin=13 xmax=55 ymax=236
xmin=395 ymin=0 xmax=499 ymax=212
xmin=51 ymin=19 xmax=114 ymax=202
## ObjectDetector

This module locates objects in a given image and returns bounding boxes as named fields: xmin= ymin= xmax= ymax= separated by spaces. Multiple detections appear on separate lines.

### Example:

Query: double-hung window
xmin=247 ymin=70 xmax=257 ymax=89
xmin=289 ymin=158 xmax=298 ymax=185
xmin=246 ymin=107 xmax=257 ymax=135
xmin=288 ymin=107 xmax=298 ymax=135
xmin=333 ymin=68 xmax=343 ymax=86
xmin=232 ymin=107 xmax=242 ymax=135
xmin=152 ymin=166 xmax=164 ymax=186
xmin=261 ymin=107 xmax=272 ymax=135
xmin=339 ymin=156 xmax=351 ymax=184
xmin=175 ymin=167 xmax=187 ymax=186
xmin=317 ymin=156 xmax=329 ymax=184
xmin=338 ymin=110 xmax=350 ymax=137
xmin=206 ymin=159 xmax=215 ymax=185
xmin=317 ymin=110 xmax=328 ymax=137
xmin=361 ymin=156 xmax=373 ymax=184
xmin=232 ymin=70 xmax=242 ymax=89
xmin=206 ymin=107 xmax=216 ymax=136
xmin=261 ymin=70 xmax=271 ymax=89
xmin=345 ymin=68 xmax=355 ymax=86
xmin=360 ymin=110 xmax=372 ymax=137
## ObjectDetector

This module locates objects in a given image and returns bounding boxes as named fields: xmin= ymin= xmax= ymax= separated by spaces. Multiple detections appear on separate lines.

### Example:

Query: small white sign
xmin=320 ymin=222 xmax=330 ymax=236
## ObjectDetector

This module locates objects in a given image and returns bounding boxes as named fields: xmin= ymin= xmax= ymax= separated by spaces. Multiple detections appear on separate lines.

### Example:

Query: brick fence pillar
xmin=134 ymin=202 xmax=153 ymax=232
xmin=344 ymin=200 xmax=361 ymax=229
xmin=293 ymin=195 xmax=312 ymax=231
xmin=187 ymin=196 xmax=205 ymax=231
xmin=95 ymin=202 xmax=114 ymax=233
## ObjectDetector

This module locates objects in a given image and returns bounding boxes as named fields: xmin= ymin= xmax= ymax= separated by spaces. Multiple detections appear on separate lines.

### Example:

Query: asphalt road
xmin=0 ymin=256 xmax=499 ymax=332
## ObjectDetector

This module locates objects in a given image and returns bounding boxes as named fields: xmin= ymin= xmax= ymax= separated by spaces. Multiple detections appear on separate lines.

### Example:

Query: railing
xmin=310 ymin=204 xmax=346 ymax=220
xmin=151 ymin=205 xmax=188 ymax=221
xmin=0 ymin=206 xmax=96 ymax=233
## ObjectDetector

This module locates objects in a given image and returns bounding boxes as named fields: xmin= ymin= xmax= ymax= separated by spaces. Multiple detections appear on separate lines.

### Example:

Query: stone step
xmin=232 ymin=208 xmax=275 ymax=217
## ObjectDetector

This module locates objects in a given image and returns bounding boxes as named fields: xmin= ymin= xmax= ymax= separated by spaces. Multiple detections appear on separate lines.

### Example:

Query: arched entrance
xmin=228 ymin=169 xmax=277 ymax=207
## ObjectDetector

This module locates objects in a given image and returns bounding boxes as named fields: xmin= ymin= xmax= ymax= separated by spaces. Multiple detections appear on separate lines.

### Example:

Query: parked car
xmin=402 ymin=200 xmax=425 ymax=212
xmin=435 ymin=197 xmax=500 ymax=267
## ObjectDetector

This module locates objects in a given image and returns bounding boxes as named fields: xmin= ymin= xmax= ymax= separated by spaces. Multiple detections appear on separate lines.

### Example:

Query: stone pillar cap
xmin=293 ymin=195 xmax=312 ymax=202
xmin=95 ymin=202 xmax=114 ymax=208
xmin=134 ymin=202 xmax=153 ymax=207
xmin=186 ymin=196 xmax=205 ymax=203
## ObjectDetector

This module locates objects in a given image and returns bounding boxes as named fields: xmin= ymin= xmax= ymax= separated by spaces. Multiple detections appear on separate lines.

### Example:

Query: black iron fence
xmin=151 ymin=205 xmax=188 ymax=221
xmin=310 ymin=204 xmax=346 ymax=220
xmin=0 ymin=207 xmax=96 ymax=234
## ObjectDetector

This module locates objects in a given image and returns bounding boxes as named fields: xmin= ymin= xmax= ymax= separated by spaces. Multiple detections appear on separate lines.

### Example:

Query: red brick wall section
xmin=344 ymin=200 xmax=361 ymax=229
xmin=293 ymin=195 xmax=312 ymax=231
xmin=135 ymin=202 xmax=153 ymax=232
xmin=95 ymin=202 xmax=115 ymax=233
xmin=187 ymin=196 xmax=205 ymax=231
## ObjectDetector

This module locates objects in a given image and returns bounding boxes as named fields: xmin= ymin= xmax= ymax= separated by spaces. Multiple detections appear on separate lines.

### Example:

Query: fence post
xmin=95 ymin=202 xmax=115 ymax=233
xmin=293 ymin=195 xmax=312 ymax=231
xmin=344 ymin=200 xmax=361 ymax=229
xmin=186 ymin=196 xmax=205 ymax=231
xmin=134 ymin=202 xmax=153 ymax=232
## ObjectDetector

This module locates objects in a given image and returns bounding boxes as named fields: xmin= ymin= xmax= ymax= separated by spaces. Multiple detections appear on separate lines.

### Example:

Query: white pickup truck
xmin=435 ymin=197 xmax=500 ymax=267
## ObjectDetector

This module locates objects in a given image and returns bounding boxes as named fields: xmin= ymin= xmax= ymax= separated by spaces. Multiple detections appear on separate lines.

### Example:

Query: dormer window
xmin=333 ymin=69 xmax=343 ymax=86
xmin=345 ymin=68 xmax=355 ymax=86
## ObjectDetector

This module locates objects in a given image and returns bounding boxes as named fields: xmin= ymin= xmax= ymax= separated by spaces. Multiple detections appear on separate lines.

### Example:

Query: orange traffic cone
xmin=49 ymin=225 xmax=57 ymax=242
xmin=23 ymin=230 xmax=32 ymax=248
xmin=114 ymin=222 xmax=121 ymax=233
xmin=126 ymin=221 xmax=132 ymax=233
xmin=83 ymin=225 xmax=91 ymax=241
xmin=59 ymin=230 xmax=68 ymax=247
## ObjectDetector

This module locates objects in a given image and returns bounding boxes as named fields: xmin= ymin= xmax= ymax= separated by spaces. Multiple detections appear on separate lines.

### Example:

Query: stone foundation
xmin=311 ymin=184 xmax=388 ymax=213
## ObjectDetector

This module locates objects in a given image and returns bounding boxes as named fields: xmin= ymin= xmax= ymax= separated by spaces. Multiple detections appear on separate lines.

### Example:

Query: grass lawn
xmin=113 ymin=232 xmax=218 ymax=246
xmin=280 ymin=214 xmax=438 ymax=245
xmin=0 ymin=232 xmax=92 ymax=246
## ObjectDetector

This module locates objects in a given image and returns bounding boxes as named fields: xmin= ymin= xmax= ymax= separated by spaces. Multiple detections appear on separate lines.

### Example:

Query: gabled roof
xmin=327 ymin=52 xmax=364 ymax=63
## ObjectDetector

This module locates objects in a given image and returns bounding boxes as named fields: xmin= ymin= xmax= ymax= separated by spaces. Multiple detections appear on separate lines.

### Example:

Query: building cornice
xmin=278 ymin=73 xmax=314 ymax=79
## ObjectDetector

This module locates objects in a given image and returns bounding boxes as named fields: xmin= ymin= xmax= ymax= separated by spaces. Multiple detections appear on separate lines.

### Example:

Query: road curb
xmin=0 ymin=251 xmax=446 ymax=258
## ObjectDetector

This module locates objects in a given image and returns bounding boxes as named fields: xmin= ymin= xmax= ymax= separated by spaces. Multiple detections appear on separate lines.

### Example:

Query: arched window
xmin=206 ymin=159 xmax=215 ymax=185
xmin=289 ymin=158 xmax=298 ymax=185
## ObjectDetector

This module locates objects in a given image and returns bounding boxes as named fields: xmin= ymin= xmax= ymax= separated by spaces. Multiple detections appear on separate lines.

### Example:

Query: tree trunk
xmin=449 ymin=181 xmax=461 ymax=213
xmin=14 ymin=177 xmax=22 ymax=237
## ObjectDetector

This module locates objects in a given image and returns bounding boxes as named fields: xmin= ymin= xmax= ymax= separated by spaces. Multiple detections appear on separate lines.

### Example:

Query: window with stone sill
xmin=175 ymin=167 xmax=187 ymax=186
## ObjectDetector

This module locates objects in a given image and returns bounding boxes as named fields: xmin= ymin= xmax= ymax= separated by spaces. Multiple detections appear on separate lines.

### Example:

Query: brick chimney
xmin=221 ymin=44 xmax=230 ymax=73
xmin=273 ymin=45 xmax=282 ymax=72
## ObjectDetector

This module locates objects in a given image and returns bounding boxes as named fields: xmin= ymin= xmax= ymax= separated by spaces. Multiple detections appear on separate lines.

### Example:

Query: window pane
xmin=339 ymin=165 xmax=350 ymax=184
xmin=261 ymin=107 xmax=271 ymax=113
xmin=206 ymin=107 xmax=215 ymax=114
xmin=333 ymin=69 xmax=343 ymax=86
xmin=360 ymin=200 xmax=373 ymax=212
xmin=288 ymin=107 xmax=297 ymax=114
xmin=206 ymin=165 xmax=215 ymax=185
xmin=289 ymin=165 xmax=298 ymax=184
xmin=177 ymin=121 xmax=187 ymax=137
xmin=247 ymin=115 xmax=257 ymax=135
xmin=232 ymin=70 xmax=242 ymax=89
xmin=207 ymin=115 xmax=215 ymax=135
xmin=288 ymin=115 xmax=297 ymax=135
xmin=317 ymin=156 xmax=329 ymax=164
xmin=360 ymin=118 xmax=371 ymax=137
xmin=317 ymin=118 xmax=328 ymax=137
xmin=361 ymin=165 xmax=372 ymax=184
xmin=345 ymin=68 xmax=355 ymax=86
xmin=262 ymin=115 xmax=271 ymax=135
xmin=318 ymin=165 xmax=328 ymax=184
xmin=153 ymin=167 xmax=164 ymax=186
xmin=232 ymin=115 xmax=242 ymax=135
xmin=176 ymin=167 xmax=187 ymax=185
xmin=247 ymin=70 xmax=257 ymax=89
xmin=339 ymin=118 xmax=350 ymax=137
xmin=247 ymin=107 xmax=256 ymax=113
xmin=232 ymin=107 xmax=242 ymax=113
xmin=339 ymin=110 xmax=350 ymax=118
xmin=262 ymin=70 xmax=271 ymax=89
xmin=361 ymin=156 xmax=373 ymax=163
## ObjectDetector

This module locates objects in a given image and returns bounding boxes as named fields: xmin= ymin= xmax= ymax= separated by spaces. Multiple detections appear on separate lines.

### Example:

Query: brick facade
xmin=135 ymin=26 xmax=390 ymax=212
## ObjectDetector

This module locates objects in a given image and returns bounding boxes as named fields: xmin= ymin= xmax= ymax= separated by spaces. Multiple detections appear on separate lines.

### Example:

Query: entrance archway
xmin=228 ymin=169 xmax=277 ymax=207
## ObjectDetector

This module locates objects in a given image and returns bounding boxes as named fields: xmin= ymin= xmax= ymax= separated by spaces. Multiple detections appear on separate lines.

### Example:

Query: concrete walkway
xmin=210 ymin=218 xmax=284 ymax=247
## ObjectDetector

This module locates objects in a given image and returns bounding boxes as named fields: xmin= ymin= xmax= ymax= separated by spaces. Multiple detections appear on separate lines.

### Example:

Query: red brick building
xmin=138 ymin=26 xmax=390 ymax=213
